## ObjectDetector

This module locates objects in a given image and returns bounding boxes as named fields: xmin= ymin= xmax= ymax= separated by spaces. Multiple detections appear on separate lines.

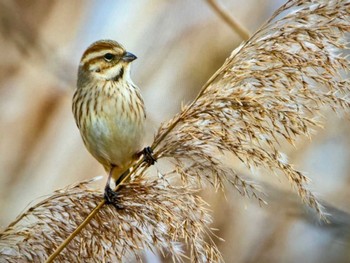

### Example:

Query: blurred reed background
xmin=0 ymin=0 xmax=349 ymax=262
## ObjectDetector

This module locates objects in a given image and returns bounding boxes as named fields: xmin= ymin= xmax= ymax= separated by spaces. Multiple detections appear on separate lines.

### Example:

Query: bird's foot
xmin=104 ymin=185 xmax=124 ymax=209
xmin=142 ymin=146 xmax=156 ymax=165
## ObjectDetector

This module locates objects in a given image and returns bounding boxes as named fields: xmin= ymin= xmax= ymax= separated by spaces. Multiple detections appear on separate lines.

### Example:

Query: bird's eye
xmin=103 ymin=53 xmax=114 ymax=62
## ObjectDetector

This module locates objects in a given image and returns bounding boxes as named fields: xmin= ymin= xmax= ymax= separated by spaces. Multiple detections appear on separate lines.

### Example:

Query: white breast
xmin=81 ymin=81 xmax=145 ymax=170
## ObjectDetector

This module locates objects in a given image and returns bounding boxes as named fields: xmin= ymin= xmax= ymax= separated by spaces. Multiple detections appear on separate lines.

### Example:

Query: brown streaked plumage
xmin=72 ymin=40 xmax=147 ymax=203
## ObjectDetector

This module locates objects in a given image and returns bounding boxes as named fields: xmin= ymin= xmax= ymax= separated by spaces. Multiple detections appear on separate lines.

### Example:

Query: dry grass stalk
xmin=1 ymin=0 xmax=350 ymax=262
xmin=206 ymin=0 xmax=250 ymax=40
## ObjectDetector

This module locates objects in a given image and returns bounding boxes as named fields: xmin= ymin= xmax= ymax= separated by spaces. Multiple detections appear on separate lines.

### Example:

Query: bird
xmin=72 ymin=40 xmax=155 ymax=205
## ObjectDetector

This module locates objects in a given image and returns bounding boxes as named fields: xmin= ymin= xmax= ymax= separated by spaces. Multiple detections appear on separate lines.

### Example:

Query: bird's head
xmin=78 ymin=40 xmax=137 ymax=82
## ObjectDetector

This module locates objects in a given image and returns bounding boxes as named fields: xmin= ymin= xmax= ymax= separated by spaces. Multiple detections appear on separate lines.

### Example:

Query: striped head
xmin=78 ymin=40 xmax=137 ymax=82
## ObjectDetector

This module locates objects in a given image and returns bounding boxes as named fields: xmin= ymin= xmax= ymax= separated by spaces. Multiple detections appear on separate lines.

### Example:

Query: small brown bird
xmin=72 ymin=40 xmax=154 ymax=204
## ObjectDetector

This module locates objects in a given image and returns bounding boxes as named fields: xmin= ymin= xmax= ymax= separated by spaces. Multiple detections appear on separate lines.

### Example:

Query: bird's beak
xmin=122 ymin=52 xmax=137 ymax=62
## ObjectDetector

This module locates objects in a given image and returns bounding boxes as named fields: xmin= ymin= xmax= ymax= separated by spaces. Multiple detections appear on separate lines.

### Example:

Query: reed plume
xmin=1 ymin=0 xmax=350 ymax=262
xmin=0 ymin=177 xmax=222 ymax=262
xmin=153 ymin=0 xmax=350 ymax=217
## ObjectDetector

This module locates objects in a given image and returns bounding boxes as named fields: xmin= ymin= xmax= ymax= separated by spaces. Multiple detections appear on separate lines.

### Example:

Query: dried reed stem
xmin=206 ymin=0 xmax=250 ymax=40
xmin=45 ymin=200 xmax=106 ymax=262
xmin=45 ymin=160 xmax=147 ymax=263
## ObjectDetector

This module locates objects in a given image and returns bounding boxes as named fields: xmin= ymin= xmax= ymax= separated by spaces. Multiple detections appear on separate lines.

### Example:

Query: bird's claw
xmin=142 ymin=146 xmax=156 ymax=165
xmin=104 ymin=185 xmax=124 ymax=209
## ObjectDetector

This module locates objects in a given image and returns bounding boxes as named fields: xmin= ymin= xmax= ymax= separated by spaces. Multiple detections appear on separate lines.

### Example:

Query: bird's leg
xmin=136 ymin=146 xmax=156 ymax=165
xmin=104 ymin=166 xmax=124 ymax=209
xmin=116 ymin=169 xmax=131 ymax=187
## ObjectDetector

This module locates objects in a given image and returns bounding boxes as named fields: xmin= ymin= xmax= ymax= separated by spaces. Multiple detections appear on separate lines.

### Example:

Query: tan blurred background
xmin=1 ymin=1 xmax=349 ymax=262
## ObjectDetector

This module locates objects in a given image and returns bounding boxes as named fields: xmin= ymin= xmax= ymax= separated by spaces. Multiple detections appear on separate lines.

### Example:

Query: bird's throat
xmin=112 ymin=67 xmax=124 ymax=82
